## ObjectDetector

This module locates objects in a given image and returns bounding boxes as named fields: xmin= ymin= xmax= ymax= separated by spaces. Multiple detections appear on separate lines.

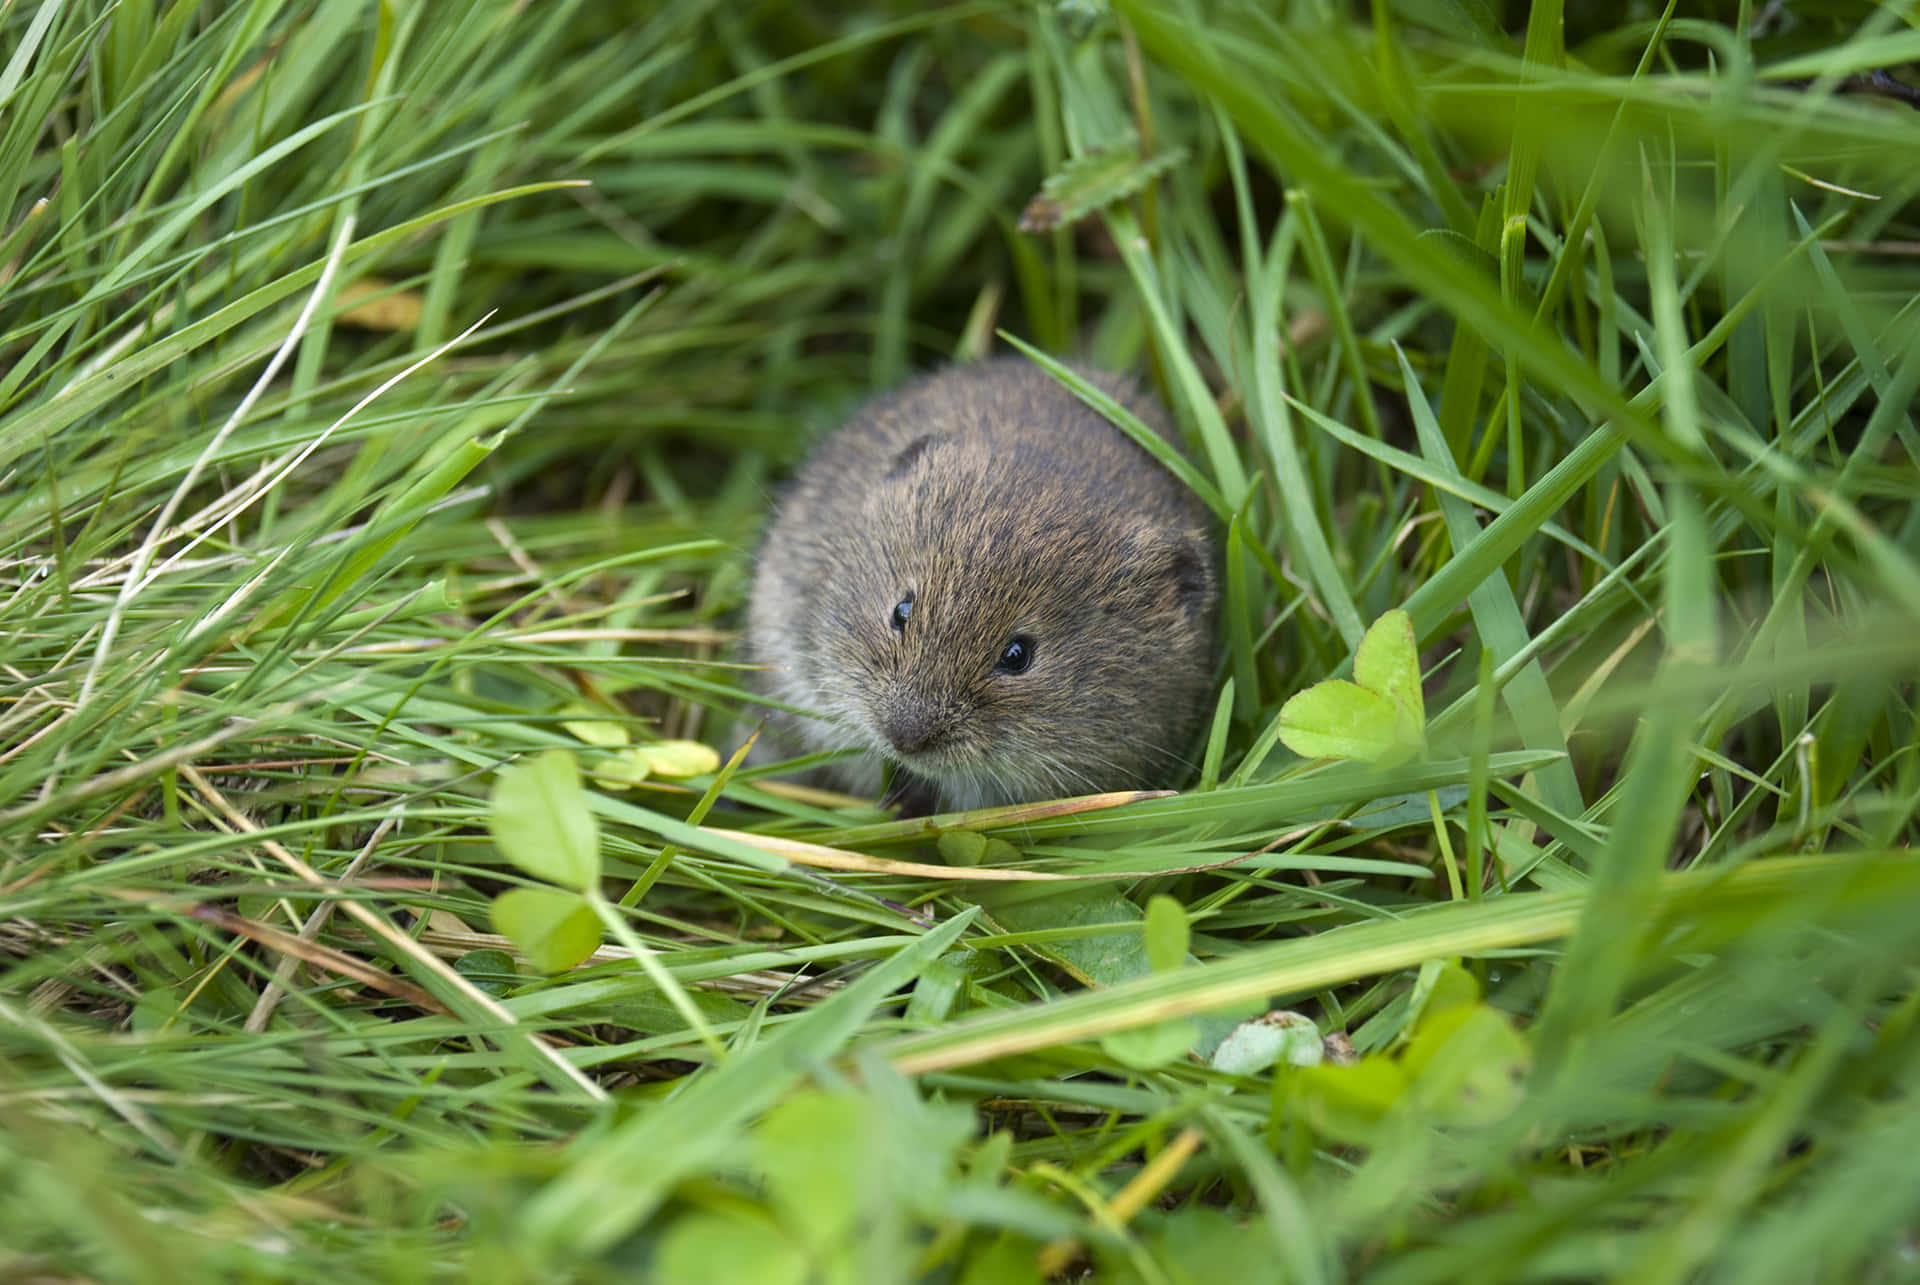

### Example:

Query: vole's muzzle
xmin=875 ymin=692 xmax=960 ymax=757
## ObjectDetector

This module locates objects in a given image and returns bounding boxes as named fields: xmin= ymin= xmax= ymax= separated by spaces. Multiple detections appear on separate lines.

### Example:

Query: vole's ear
xmin=1122 ymin=524 xmax=1218 ymax=626
xmin=1164 ymin=529 xmax=1217 ymax=624
xmin=885 ymin=433 xmax=949 ymax=480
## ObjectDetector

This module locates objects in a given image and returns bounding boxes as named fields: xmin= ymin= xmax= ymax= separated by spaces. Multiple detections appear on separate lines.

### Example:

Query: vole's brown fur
xmin=747 ymin=357 xmax=1218 ymax=811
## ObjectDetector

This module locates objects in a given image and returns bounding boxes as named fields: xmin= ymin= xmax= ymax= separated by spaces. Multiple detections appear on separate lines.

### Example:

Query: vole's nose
xmin=879 ymin=699 xmax=951 ymax=756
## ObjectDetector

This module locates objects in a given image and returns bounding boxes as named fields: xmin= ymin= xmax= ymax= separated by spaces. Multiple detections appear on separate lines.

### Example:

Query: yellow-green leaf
xmin=938 ymin=831 xmax=989 ymax=867
xmin=491 ymin=887 xmax=602 ymax=973
xmin=1277 ymin=681 xmax=1403 ymax=761
xmin=1404 ymin=958 xmax=1480 ymax=1035
xmin=635 ymin=739 xmax=722 ymax=778
xmin=1278 ymin=609 xmax=1428 ymax=764
xmin=1354 ymin=608 xmax=1427 ymax=751
xmin=561 ymin=708 xmax=630 ymax=748
xmin=588 ymin=748 xmax=653 ymax=790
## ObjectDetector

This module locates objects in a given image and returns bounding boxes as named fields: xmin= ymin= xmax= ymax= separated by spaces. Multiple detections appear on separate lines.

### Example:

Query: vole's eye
xmin=994 ymin=636 xmax=1035 ymax=674
xmin=891 ymin=595 xmax=913 ymax=633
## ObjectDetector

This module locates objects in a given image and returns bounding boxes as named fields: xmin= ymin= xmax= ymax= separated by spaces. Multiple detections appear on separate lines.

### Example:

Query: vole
xmin=746 ymin=357 xmax=1218 ymax=812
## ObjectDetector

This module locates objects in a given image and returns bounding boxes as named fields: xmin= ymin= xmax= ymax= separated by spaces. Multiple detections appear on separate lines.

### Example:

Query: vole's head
xmin=801 ymin=435 xmax=1217 ymax=808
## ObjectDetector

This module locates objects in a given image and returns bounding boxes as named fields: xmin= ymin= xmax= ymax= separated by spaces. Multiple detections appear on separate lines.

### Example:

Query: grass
xmin=3 ymin=0 xmax=1918 ymax=1280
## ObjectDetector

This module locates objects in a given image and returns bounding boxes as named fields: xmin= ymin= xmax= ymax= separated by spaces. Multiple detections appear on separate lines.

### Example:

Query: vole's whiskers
xmin=1006 ymin=728 xmax=1205 ymax=800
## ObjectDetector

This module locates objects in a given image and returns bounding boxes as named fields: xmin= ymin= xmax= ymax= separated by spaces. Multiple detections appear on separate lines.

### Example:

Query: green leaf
xmin=990 ymin=892 xmax=1204 ymax=1069
xmin=1143 ymin=894 xmax=1189 ymax=974
xmin=935 ymin=832 xmax=1024 ymax=869
xmin=938 ymin=831 xmax=990 ymax=867
xmin=576 ymin=987 xmax=752 ymax=1035
xmin=653 ymin=1209 xmax=810 ymax=1285
xmin=959 ymin=1234 xmax=1047 ymax=1285
xmin=756 ymin=1091 xmax=870 ymax=1249
xmin=1017 ymin=132 xmax=1187 ymax=232
xmin=1291 ymin=1056 xmax=1411 ymax=1144
xmin=984 ymin=837 xmax=1025 ymax=865
xmin=490 ymin=888 xmax=602 ymax=974
xmin=1403 ymin=958 xmax=1481 ymax=1036
xmin=905 ymin=957 xmax=969 ymax=1024
xmin=1145 ymin=1207 xmax=1282 ymax=1285
xmin=1402 ymin=1003 xmax=1531 ymax=1127
xmin=1101 ymin=1017 xmax=1201 ymax=1069
xmin=452 ymin=948 xmax=520 ymax=996
xmin=488 ymin=749 xmax=601 ymax=890
xmin=986 ymin=889 xmax=1147 ymax=986
xmin=1351 ymin=786 xmax=1470 ymax=829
